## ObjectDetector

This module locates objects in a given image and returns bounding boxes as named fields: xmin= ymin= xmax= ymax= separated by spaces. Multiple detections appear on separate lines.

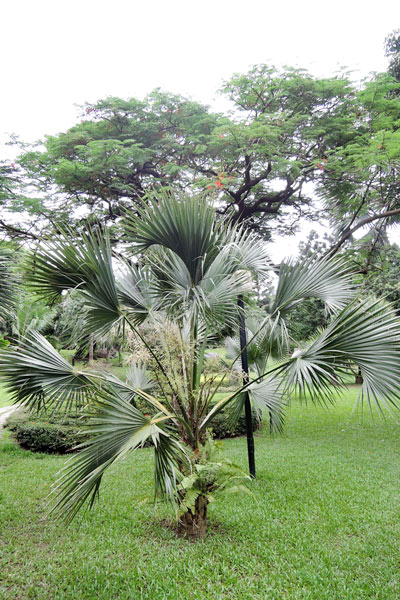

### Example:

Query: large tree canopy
xmin=2 ymin=64 xmax=400 ymax=247
xmin=321 ymin=73 xmax=400 ymax=257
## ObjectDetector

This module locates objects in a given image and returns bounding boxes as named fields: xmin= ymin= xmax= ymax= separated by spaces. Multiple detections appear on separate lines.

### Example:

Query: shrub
xmin=6 ymin=405 xmax=259 ymax=454
xmin=5 ymin=408 xmax=91 ymax=454
xmin=210 ymin=408 xmax=259 ymax=439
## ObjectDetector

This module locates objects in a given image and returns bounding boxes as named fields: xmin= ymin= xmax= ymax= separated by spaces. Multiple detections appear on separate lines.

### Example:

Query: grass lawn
xmin=0 ymin=383 xmax=13 ymax=408
xmin=1 ymin=387 xmax=400 ymax=599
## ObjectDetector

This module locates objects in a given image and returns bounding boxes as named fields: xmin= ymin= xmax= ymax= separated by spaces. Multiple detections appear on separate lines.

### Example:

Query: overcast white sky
xmin=1 ymin=0 xmax=399 ymax=259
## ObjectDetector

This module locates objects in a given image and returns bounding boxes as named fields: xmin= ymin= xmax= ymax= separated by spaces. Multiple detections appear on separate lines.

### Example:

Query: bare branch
xmin=326 ymin=208 xmax=400 ymax=258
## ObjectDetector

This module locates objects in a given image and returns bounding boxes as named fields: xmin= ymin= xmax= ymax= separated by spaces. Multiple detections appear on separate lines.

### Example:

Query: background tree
xmin=385 ymin=29 xmax=400 ymax=83
xmin=361 ymin=243 xmax=400 ymax=313
xmin=216 ymin=65 xmax=356 ymax=236
xmin=322 ymin=73 xmax=400 ymax=258
xmin=0 ymin=247 xmax=15 ymax=321
xmin=10 ymin=66 xmax=393 ymax=244
xmin=11 ymin=92 xmax=221 ymax=239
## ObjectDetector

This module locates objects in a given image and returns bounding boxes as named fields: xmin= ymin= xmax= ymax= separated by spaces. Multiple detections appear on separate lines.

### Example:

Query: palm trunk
xmin=355 ymin=367 xmax=363 ymax=384
xmin=88 ymin=335 xmax=94 ymax=364
xmin=178 ymin=495 xmax=208 ymax=539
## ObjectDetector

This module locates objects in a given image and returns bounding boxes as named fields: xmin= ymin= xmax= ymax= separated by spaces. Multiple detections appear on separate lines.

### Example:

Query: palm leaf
xmin=248 ymin=377 xmax=285 ymax=433
xmin=224 ymin=376 xmax=285 ymax=434
xmin=26 ymin=228 xmax=121 ymax=335
xmin=50 ymin=396 xmax=182 ymax=522
xmin=146 ymin=244 xmax=253 ymax=328
xmin=154 ymin=430 xmax=188 ymax=501
xmin=123 ymin=191 xmax=228 ymax=284
xmin=98 ymin=369 xmax=172 ymax=416
xmin=226 ymin=313 xmax=290 ymax=375
xmin=0 ymin=331 xmax=94 ymax=411
xmin=123 ymin=192 xmax=271 ymax=330
xmin=278 ymin=298 xmax=400 ymax=411
xmin=125 ymin=364 xmax=155 ymax=392
xmin=116 ymin=262 xmax=155 ymax=326
xmin=221 ymin=223 xmax=272 ymax=277
xmin=145 ymin=248 xmax=193 ymax=317
xmin=272 ymin=257 xmax=354 ymax=317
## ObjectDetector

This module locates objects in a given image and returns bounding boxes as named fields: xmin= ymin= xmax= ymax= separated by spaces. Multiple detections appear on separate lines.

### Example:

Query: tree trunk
xmin=106 ymin=347 xmax=113 ymax=363
xmin=88 ymin=335 xmax=94 ymax=364
xmin=178 ymin=495 xmax=208 ymax=539
xmin=355 ymin=367 xmax=363 ymax=384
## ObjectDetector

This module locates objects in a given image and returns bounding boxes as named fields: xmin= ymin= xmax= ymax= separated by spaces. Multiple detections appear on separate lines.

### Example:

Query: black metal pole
xmin=238 ymin=295 xmax=256 ymax=478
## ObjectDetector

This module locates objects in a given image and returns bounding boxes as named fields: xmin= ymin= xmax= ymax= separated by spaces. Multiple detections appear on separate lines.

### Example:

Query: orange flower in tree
xmin=316 ymin=158 xmax=328 ymax=171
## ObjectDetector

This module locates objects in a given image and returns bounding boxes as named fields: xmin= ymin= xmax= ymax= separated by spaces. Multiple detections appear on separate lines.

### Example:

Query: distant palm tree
xmin=0 ymin=247 xmax=15 ymax=349
xmin=0 ymin=248 xmax=14 ymax=320
xmin=10 ymin=293 xmax=55 ymax=341
xmin=1 ymin=193 xmax=400 ymax=538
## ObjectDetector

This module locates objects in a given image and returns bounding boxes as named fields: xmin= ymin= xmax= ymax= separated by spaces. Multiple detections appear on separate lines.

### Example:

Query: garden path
xmin=0 ymin=405 xmax=17 ymax=439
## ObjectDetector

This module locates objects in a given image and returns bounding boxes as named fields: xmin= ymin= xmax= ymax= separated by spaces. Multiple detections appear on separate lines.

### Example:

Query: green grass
xmin=1 ymin=388 xmax=400 ymax=599
xmin=0 ymin=383 xmax=12 ymax=408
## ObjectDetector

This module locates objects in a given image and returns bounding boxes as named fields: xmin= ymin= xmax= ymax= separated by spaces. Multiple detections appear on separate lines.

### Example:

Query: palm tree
xmin=10 ymin=293 xmax=56 ymax=342
xmin=1 ymin=193 xmax=400 ymax=538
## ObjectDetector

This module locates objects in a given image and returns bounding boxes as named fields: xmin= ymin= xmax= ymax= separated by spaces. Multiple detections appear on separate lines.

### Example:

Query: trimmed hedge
xmin=13 ymin=424 xmax=89 ymax=454
xmin=5 ymin=409 xmax=91 ymax=454
xmin=209 ymin=408 xmax=259 ymax=439
xmin=6 ymin=406 xmax=259 ymax=454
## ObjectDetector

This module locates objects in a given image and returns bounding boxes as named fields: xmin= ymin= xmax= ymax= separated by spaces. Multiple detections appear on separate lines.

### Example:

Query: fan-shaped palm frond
xmin=248 ymin=377 xmax=285 ymax=432
xmin=139 ymin=235 xmax=254 ymax=328
xmin=146 ymin=248 xmax=194 ymax=317
xmin=50 ymin=394 xmax=184 ymax=523
xmin=226 ymin=313 xmax=290 ymax=375
xmin=26 ymin=229 xmax=121 ymax=335
xmin=125 ymin=364 xmax=155 ymax=393
xmin=124 ymin=192 xmax=227 ymax=284
xmin=0 ymin=331 xmax=93 ymax=412
xmin=10 ymin=293 xmax=56 ymax=343
xmin=0 ymin=326 xmax=175 ymax=419
xmin=225 ymin=375 xmax=285 ymax=434
xmin=196 ymin=251 xmax=253 ymax=329
xmin=272 ymin=257 xmax=354 ymax=317
xmin=221 ymin=223 xmax=272 ymax=277
xmin=116 ymin=262 xmax=156 ymax=326
xmin=277 ymin=297 xmax=400 ymax=412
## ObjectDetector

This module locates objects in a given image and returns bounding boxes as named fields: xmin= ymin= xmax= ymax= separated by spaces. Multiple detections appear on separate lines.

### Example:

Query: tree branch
xmin=236 ymin=162 xmax=272 ymax=196
xmin=0 ymin=219 xmax=42 ymax=241
xmin=326 ymin=208 xmax=400 ymax=258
